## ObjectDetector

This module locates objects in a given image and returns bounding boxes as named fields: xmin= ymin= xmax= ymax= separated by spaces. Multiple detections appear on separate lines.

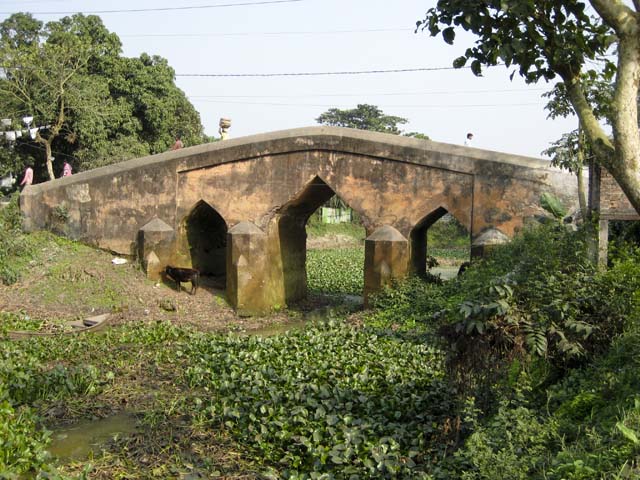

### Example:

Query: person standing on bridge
xmin=62 ymin=161 xmax=72 ymax=177
xmin=464 ymin=132 xmax=474 ymax=146
xmin=19 ymin=165 xmax=33 ymax=188
xmin=171 ymin=136 xmax=184 ymax=150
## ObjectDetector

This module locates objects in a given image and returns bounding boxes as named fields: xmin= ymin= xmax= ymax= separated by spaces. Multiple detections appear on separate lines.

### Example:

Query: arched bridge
xmin=21 ymin=127 xmax=577 ymax=315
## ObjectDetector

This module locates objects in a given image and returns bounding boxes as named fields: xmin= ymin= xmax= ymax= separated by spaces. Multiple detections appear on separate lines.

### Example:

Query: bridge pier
xmin=364 ymin=225 xmax=410 ymax=306
xmin=137 ymin=218 xmax=175 ymax=281
xmin=226 ymin=221 xmax=276 ymax=316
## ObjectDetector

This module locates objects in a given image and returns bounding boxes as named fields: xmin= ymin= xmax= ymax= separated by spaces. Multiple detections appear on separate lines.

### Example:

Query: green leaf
xmin=616 ymin=422 xmax=640 ymax=445
xmin=540 ymin=192 xmax=567 ymax=219
xmin=442 ymin=27 xmax=456 ymax=44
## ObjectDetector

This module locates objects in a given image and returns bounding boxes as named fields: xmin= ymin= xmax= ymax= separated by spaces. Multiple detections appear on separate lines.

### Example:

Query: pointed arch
xmin=410 ymin=206 xmax=470 ymax=276
xmin=277 ymin=176 xmax=336 ymax=302
xmin=185 ymin=200 xmax=228 ymax=282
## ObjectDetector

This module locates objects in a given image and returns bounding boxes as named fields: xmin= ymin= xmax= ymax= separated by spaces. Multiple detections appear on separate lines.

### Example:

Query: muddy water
xmin=47 ymin=412 xmax=137 ymax=461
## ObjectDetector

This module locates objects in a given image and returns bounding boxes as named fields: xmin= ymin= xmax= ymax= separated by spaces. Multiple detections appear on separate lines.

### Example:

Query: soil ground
xmin=0 ymin=233 xmax=334 ymax=335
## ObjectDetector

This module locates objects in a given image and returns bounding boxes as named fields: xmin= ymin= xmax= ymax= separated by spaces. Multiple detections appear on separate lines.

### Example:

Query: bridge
xmin=20 ymin=127 xmax=577 ymax=315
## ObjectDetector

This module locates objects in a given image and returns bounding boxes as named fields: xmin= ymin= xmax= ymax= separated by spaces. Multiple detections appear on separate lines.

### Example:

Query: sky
xmin=0 ymin=0 xmax=582 ymax=158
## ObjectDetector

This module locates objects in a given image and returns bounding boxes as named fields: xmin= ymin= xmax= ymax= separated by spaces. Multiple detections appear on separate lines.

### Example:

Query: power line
xmin=177 ymin=66 xmax=470 ymax=78
xmin=188 ymin=87 xmax=547 ymax=99
xmin=189 ymin=99 xmax=542 ymax=108
xmin=0 ymin=0 xmax=305 ymax=15
xmin=121 ymin=27 xmax=412 ymax=38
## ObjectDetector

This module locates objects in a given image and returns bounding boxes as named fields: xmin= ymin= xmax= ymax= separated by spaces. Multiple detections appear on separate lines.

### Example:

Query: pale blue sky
xmin=1 ymin=0 xmax=580 ymax=158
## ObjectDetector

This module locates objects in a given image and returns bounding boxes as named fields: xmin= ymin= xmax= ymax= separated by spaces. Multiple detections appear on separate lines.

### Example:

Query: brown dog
xmin=165 ymin=266 xmax=199 ymax=295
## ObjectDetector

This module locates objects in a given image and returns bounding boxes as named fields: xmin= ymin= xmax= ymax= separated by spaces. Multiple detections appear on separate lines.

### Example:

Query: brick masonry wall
xmin=600 ymin=170 xmax=640 ymax=220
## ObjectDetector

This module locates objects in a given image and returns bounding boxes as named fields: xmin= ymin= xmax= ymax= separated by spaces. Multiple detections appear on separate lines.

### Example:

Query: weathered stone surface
xmin=20 ymin=126 xmax=584 ymax=314
xmin=471 ymin=227 xmax=510 ymax=258
xmin=226 ymin=221 xmax=272 ymax=316
xmin=137 ymin=218 xmax=175 ymax=280
xmin=364 ymin=225 xmax=409 ymax=306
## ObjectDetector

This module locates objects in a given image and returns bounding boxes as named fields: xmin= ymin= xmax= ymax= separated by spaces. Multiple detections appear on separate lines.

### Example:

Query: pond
xmin=47 ymin=412 xmax=137 ymax=462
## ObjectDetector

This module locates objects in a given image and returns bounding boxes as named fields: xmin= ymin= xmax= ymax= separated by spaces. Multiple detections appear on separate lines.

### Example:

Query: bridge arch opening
xmin=186 ymin=201 xmax=227 ymax=288
xmin=411 ymin=207 xmax=470 ymax=279
xmin=278 ymin=176 xmax=366 ymax=304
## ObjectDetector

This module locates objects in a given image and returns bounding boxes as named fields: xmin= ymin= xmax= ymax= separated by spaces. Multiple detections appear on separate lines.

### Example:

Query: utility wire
xmin=0 ymin=0 xmax=305 ymax=15
xmin=177 ymin=66 xmax=470 ymax=77
xmin=188 ymin=87 xmax=547 ymax=99
xmin=190 ymin=99 xmax=542 ymax=108
xmin=121 ymin=27 xmax=412 ymax=38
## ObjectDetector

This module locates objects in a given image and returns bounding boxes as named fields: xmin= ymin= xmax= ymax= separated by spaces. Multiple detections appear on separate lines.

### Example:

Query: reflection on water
xmin=48 ymin=412 xmax=137 ymax=461
xmin=430 ymin=266 xmax=459 ymax=280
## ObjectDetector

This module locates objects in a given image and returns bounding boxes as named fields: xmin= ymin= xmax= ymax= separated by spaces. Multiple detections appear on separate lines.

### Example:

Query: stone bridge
xmin=20 ymin=127 xmax=577 ymax=314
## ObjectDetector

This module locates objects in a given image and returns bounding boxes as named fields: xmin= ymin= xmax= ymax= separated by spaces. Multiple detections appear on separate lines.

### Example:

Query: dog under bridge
xmin=20 ymin=127 xmax=577 ymax=315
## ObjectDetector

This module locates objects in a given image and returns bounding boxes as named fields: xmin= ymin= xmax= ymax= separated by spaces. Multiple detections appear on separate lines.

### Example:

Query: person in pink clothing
xmin=19 ymin=165 xmax=33 ymax=187
xmin=62 ymin=161 xmax=72 ymax=177
xmin=171 ymin=136 xmax=184 ymax=150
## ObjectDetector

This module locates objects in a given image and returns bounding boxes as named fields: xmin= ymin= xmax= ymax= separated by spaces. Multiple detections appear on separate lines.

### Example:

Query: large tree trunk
xmin=588 ymin=0 xmax=640 ymax=216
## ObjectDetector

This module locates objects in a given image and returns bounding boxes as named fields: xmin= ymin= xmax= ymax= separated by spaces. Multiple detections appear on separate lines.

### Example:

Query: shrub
xmin=0 ymin=193 xmax=34 ymax=285
xmin=0 ymin=385 xmax=51 ymax=476
xmin=453 ymin=400 xmax=550 ymax=479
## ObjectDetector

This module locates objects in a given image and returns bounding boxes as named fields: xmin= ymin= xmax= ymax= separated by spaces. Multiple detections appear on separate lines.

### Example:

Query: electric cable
xmin=0 ymin=0 xmax=306 ymax=15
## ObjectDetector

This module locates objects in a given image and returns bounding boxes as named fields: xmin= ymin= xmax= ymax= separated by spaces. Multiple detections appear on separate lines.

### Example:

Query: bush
xmin=0 ymin=193 xmax=34 ymax=285
xmin=0 ymin=386 xmax=51 ymax=476
xmin=453 ymin=400 xmax=550 ymax=479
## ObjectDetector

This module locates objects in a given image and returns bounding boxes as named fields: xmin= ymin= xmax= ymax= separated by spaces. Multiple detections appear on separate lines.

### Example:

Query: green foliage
xmin=0 ymin=13 xmax=206 ymax=176
xmin=427 ymin=214 xmax=470 ymax=249
xmin=453 ymin=400 xmax=550 ymax=479
xmin=306 ymin=219 xmax=365 ymax=241
xmin=184 ymin=321 xmax=455 ymax=478
xmin=540 ymin=193 xmax=568 ymax=220
xmin=419 ymin=1 xmax=614 ymax=84
xmin=307 ymin=248 xmax=364 ymax=295
xmin=367 ymin=226 xmax=640 ymax=478
xmin=0 ymin=386 xmax=51 ymax=476
xmin=0 ymin=320 xmax=189 ymax=477
xmin=0 ymin=311 xmax=46 ymax=333
xmin=0 ymin=194 xmax=36 ymax=285
xmin=316 ymin=104 xmax=409 ymax=134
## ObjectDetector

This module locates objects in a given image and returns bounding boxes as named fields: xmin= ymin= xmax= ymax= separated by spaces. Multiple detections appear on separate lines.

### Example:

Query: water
xmin=47 ymin=412 xmax=137 ymax=461
xmin=431 ymin=266 xmax=459 ymax=280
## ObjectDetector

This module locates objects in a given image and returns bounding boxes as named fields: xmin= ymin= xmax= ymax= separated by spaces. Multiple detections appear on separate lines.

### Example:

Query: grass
xmin=306 ymin=218 xmax=366 ymax=240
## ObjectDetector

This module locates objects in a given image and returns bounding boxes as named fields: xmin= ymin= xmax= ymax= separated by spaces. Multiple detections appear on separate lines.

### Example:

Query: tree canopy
xmin=420 ymin=0 xmax=640 ymax=216
xmin=316 ymin=104 xmax=409 ymax=134
xmin=0 ymin=13 xmax=205 ymax=181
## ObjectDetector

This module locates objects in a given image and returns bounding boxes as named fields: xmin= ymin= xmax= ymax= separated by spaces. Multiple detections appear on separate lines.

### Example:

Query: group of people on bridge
xmin=19 ymin=161 xmax=72 ymax=188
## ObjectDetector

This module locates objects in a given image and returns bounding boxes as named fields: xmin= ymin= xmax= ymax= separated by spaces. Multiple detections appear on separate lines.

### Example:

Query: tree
xmin=542 ymin=74 xmax=614 ymax=222
xmin=316 ymin=104 xmax=409 ymax=134
xmin=420 ymin=0 xmax=640 ymax=217
xmin=0 ymin=13 xmax=206 ymax=180
xmin=0 ymin=14 xmax=104 ymax=180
